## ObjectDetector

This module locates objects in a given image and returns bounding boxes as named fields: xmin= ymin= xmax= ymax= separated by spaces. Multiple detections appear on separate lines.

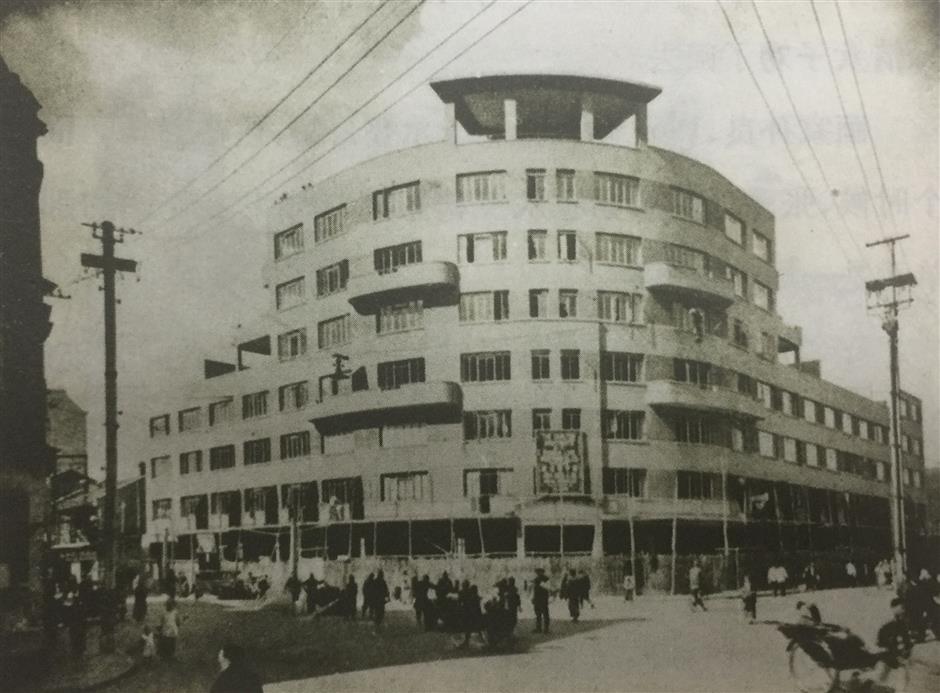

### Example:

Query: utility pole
xmin=80 ymin=221 xmax=138 ymax=595
xmin=864 ymin=233 xmax=915 ymax=582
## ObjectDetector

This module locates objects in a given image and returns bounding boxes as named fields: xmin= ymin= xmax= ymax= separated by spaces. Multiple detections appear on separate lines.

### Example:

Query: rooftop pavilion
xmin=431 ymin=73 xmax=662 ymax=146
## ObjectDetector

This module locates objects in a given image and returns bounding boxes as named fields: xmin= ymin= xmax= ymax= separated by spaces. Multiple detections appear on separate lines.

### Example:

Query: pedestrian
xmin=563 ymin=568 xmax=580 ymax=622
xmin=741 ymin=575 xmax=757 ymax=623
xmin=361 ymin=572 xmax=375 ymax=619
xmin=344 ymin=575 xmax=358 ymax=620
xmin=413 ymin=574 xmax=430 ymax=627
xmin=64 ymin=584 xmax=87 ymax=658
xmin=505 ymin=577 xmax=521 ymax=632
xmin=689 ymin=560 xmax=707 ymax=612
xmin=133 ymin=573 xmax=149 ymax=623
xmin=845 ymin=560 xmax=858 ymax=588
xmin=140 ymin=624 xmax=156 ymax=663
xmin=768 ymin=561 xmax=788 ymax=597
xmin=579 ymin=569 xmax=594 ymax=609
xmin=285 ymin=574 xmax=302 ymax=615
xmin=165 ymin=567 xmax=177 ymax=598
xmin=532 ymin=568 xmax=550 ymax=634
xmin=158 ymin=597 xmax=180 ymax=659
xmin=802 ymin=562 xmax=819 ymax=592
xmin=210 ymin=642 xmax=264 ymax=693
xmin=371 ymin=569 xmax=389 ymax=629
xmin=305 ymin=573 xmax=319 ymax=615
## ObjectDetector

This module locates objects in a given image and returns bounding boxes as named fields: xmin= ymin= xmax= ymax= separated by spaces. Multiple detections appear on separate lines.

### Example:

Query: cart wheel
xmin=788 ymin=643 xmax=836 ymax=693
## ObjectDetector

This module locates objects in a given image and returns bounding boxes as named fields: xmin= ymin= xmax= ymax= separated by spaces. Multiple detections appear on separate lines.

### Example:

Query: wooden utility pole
xmin=80 ymin=221 xmax=137 ymax=592
xmin=865 ymin=233 xmax=915 ymax=581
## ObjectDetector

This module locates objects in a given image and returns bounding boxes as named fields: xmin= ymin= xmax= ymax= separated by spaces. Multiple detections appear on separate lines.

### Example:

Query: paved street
xmin=268 ymin=588 xmax=940 ymax=693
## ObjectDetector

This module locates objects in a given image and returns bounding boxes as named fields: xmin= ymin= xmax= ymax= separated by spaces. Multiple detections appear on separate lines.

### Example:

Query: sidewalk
xmin=39 ymin=651 xmax=137 ymax=693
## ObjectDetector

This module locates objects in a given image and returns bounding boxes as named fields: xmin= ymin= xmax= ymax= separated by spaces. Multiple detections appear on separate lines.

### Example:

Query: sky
xmin=1 ymin=0 xmax=937 ymax=480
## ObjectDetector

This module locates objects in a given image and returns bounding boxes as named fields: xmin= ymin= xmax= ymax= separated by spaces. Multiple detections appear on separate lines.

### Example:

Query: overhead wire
xmin=136 ymin=1 xmax=383 ymax=228
xmin=750 ymin=1 xmax=870 ymax=273
xmin=809 ymin=1 xmax=888 ymax=243
xmin=156 ymin=1 xmax=421 ymax=231
xmin=715 ymin=1 xmax=857 ymax=272
xmin=174 ymin=1 xmax=530 ymax=243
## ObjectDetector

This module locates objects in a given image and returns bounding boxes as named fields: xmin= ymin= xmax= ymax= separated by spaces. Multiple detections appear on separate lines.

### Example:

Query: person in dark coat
xmin=413 ymin=574 xmax=430 ymax=627
xmin=304 ymin=574 xmax=319 ymax=615
xmin=210 ymin=642 xmax=264 ymax=693
xmin=460 ymin=584 xmax=484 ymax=647
xmin=370 ymin=570 xmax=389 ymax=629
xmin=562 ymin=569 xmax=580 ymax=622
xmin=505 ymin=577 xmax=521 ymax=631
xmin=532 ymin=568 xmax=550 ymax=634
xmin=362 ymin=572 xmax=375 ymax=619
xmin=579 ymin=570 xmax=593 ymax=609
xmin=436 ymin=571 xmax=453 ymax=603
xmin=165 ymin=567 xmax=177 ymax=598
xmin=133 ymin=574 xmax=149 ymax=623
xmin=344 ymin=575 xmax=358 ymax=620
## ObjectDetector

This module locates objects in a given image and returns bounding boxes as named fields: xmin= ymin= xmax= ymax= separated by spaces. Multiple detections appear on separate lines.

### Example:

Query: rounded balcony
xmin=646 ymin=379 xmax=766 ymax=420
xmin=644 ymin=261 xmax=736 ymax=308
xmin=347 ymin=261 xmax=460 ymax=315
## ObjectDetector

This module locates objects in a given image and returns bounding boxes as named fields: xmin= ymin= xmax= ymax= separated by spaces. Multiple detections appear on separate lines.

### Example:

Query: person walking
xmin=361 ymin=572 xmax=375 ymax=620
xmin=370 ymin=570 xmax=389 ymax=630
xmin=413 ymin=574 xmax=430 ymax=628
xmin=460 ymin=584 xmax=484 ymax=647
xmin=563 ymin=569 xmax=580 ymax=622
xmin=158 ymin=598 xmax=180 ymax=659
xmin=133 ymin=573 xmax=149 ymax=623
xmin=741 ymin=575 xmax=757 ymax=623
xmin=343 ymin=575 xmax=358 ymax=620
xmin=579 ymin=570 xmax=594 ymax=609
xmin=532 ymin=568 xmax=550 ymax=634
xmin=505 ymin=577 xmax=521 ymax=632
xmin=211 ymin=642 xmax=264 ymax=693
xmin=689 ymin=560 xmax=707 ymax=612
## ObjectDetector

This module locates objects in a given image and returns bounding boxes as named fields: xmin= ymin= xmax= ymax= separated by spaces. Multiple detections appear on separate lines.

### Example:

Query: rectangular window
xmin=242 ymin=391 xmax=268 ymax=418
xmin=558 ymin=289 xmax=578 ymax=318
xmin=178 ymin=407 xmax=201 ymax=432
xmin=377 ymin=300 xmax=423 ymax=334
xmin=875 ymin=460 xmax=886 ymax=481
xmin=783 ymin=437 xmax=798 ymax=463
xmin=179 ymin=450 xmax=202 ymax=475
xmin=873 ymin=425 xmax=885 ymax=444
xmin=274 ymin=224 xmax=304 ymax=259
xmin=805 ymin=443 xmax=819 ymax=467
xmin=529 ymin=289 xmax=548 ymax=318
xmin=150 ymin=455 xmax=170 ymax=479
xmin=377 ymin=357 xmax=425 ymax=390
xmin=209 ymin=444 xmax=236 ymax=471
xmin=758 ymin=431 xmax=776 ymax=458
xmin=678 ymin=471 xmax=719 ymax=500
xmin=602 ymin=351 xmax=643 ymax=383
xmin=458 ymin=291 xmax=509 ymax=322
xmin=460 ymin=351 xmax=511 ymax=383
xmin=556 ymin=169 xmax=576 ymax=201
xmin=322 ymin=431 xmax=355 ymax=455
xmin=823 ymin=406 xmax=836 ymax=429
xmin=531 ymin=349 xmax=550 ymax=381
xmin=560 ymin=349 xmax=580 ymax=380
xmin=557 ymin=230 xmax=578 ymax=261
xmin=317 ymin=314 xmax=351 ymax=349
xmin=753 ymin=281 xmax=774 ymax=311
xmin=673 ymin=416 xmax=724 ymax=445
xmin=781 ymin=391 xmax=794 ymax=416
xmin=674 ymin=359 xmax=711 ymax=387
xmin=381 ymin=472 xmax=430 ymax=502
xmin=456 ymin=171 xmax=506 ymax=204
xmin=278 ymin=381 xmax=308 ymax=411
xmin=756 ymin=381 xmax=772 ymax=408
xmin=758 ymin=331 xmax=776 ymax=361
xmin=841 ymin=412 xmax=853 ymax=435
xmin=562 ymin=408 xmax=581 ymax=431
xmin=724 ymin=213 xmax=744 ymax=245
xmin=152 ymin=498 xmax=172 ymax=521
xmin=314 ymin=205 xmax=346 ymax=243
xmin=208 ymin=399 xmax=233 ymax=426
xmin=243 ymin=438 xmax=272 ymax=466
xmin=752 ymin=231 xmax=771 ymax=262
xmin=382 ymin=423 xmax=428 ymax=448
xmin=280 ymin=431 xmax=311 ymax=459
xmin=727 ymin=267 xmax=748 ymax=298
xmin=532 ymin=408 xmax=552 ymax=435
xmin=595 ymin=233 xmax=641 ymax=266
xmin=244 ymin=486 xmax=278 ymax=525
xmin=672 ymin=188 xmax=705 ymax=223
xmin=859 ymin=419 xmax=870 ymax=440
xmin=179 ymin=495 xmax=206 ymax=528
xmin=826 ymin=448 xmax=838 ymax=471
xmin=733 ymin=319 xmax=749 ymax=349
xmin=277 ymin=328 xmax=307 ymax=361
xmin=527 ymin=230 xmax=548 ymax=260
xmin=594 ymin=172 xmax=639 ymax=207
xmin=737 ymin=373 xmax=756 ymax=398
xmin=603 ymin=410 xmax=645 ymax=440
xmin=373 ymin=181 xmax=420 ymax=219
xmin=464 ymin=468 xmax=513 ymax=498
xmin=463 ymin=410 xmax=512 ymax=441
xmin=597 ymin=291 xmax=643 ymax=324
xmin=149 ymin=414 xmax=170 ymax=437
xmin=316 ymin=260 xmax=349 ymax=297
xmin=526 ymin=169 xmax=546 ymax=201
xmin=374 ymin=240 xmax=422 ymax=274
xmin=604 ymin=468 xmax=646 ymax=497
xmin=276 ymin=277 xmax=305 ymax=310
xmin=458 ymin=232 xmax=507 ymax=263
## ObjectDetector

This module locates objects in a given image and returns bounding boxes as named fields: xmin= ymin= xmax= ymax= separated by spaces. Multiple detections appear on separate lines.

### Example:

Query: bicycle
xmin=779 ymin=622 xmax=909 ymax=693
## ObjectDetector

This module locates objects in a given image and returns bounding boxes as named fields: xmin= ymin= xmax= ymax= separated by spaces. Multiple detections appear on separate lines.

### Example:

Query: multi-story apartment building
xmin=143 ymin=75 xmax=928 ymax=577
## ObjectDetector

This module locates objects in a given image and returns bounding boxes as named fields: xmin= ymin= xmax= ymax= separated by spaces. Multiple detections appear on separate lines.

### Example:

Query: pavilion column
xmin=503 ymin=98 xmax=517 ymax=141
xmin=635 ymin=103 xmax=649 ymax=148
xmin=580 ymin=95 xmax=594 ymax=141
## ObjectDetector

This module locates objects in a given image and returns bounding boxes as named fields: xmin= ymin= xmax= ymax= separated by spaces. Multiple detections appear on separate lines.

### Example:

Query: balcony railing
xmin=644 ymin=261 xmax=736 ymax=307
xmin=311 ymin=381 xmax=462 ymax=434
xmin=646 ymin=379 xmax=766 ymax=419
xmin=347 ymin=261 xmax=459 ymax=314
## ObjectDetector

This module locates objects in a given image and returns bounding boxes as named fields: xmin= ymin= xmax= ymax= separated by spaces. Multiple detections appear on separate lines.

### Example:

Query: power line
xmin=175 ymin=1 xmax=521 ymax=242
xmin=809 ymin=1 xmax=888 ymax=242
xmin=833 ymin=0 xmax=911 ymax=270
xmin=138 ymin=1 xmax=392 ymax=229
xmin=716 ymin=1 xmax=857 ymax=271
xmin=156 ymin=2 xmax=423 ymax=232
xmin=750 ymin=1 xmax=869 ymax=272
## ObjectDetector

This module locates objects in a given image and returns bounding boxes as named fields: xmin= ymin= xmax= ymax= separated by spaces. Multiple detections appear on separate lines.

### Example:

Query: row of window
xmin=462 ymin=409 xmax=643 ymax=442
xmin=274 ymin=171 xmax=774 ymax=266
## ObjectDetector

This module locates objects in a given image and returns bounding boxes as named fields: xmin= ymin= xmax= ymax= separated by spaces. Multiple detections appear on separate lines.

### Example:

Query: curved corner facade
xmin=143 ymin=75 xmax=927 ymax=569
